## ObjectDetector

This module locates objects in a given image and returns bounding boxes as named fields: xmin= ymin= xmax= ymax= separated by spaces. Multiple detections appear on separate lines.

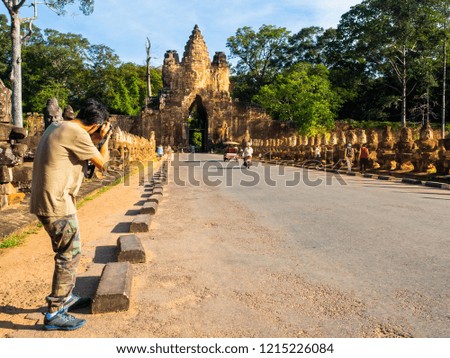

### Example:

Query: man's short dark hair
xmin=77 ymin=99 xmax=109 ymax=126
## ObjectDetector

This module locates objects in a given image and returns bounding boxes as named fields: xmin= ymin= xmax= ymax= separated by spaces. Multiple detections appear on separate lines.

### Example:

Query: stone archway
xmin=187 ymin=95 xmax=208 ymax=152
xmin=139 ymin=25 xmax=279 ymax=150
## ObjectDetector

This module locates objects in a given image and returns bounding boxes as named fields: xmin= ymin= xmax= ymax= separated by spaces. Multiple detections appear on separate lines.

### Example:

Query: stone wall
xmin=0 ymin=80 xmax=30 ymax=209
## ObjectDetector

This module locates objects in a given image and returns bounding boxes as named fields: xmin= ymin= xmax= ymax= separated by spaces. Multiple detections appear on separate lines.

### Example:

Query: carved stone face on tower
xmin=142 ymin=25 xmax=294 ymax=150
xmin=162 ymin=25 xmax=230 ymax=96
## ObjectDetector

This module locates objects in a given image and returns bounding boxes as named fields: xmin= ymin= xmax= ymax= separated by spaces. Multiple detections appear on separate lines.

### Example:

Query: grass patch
xmin=0 ymin=226 xmax=40 ymax=249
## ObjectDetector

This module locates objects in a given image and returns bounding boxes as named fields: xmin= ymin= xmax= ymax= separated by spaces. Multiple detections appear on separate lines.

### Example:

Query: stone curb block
xmin=148 ymin=195 xmax=162 ymax=204
xmin=130 ymin=214 xmax=151 ymax=232
xmin=152 ymin=188 xmax=163 ymax=196
xmin=140 ymin=201 xmax=158 ymax=215
xmin=117 ymin=235 xmax=146 ymax=264
xmin=92 ymin=262 xmax=133 ymax=314
xmin=378 ymin=175 xmax=391 ymax=180
xmin=402 ymin=178 xmax=423 ymax=185
xmin=424 ymin=181 xmax=447 ymax=189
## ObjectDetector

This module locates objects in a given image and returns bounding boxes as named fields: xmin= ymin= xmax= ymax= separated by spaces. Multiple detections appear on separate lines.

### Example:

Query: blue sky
xmin=2 ymin=0 xmax=361 ymax=67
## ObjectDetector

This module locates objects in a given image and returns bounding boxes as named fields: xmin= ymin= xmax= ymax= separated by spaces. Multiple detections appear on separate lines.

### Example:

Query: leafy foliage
xmin=227 ymin=25 xmax=290 ymax=101
xmin=0 ymin=0 xmax=163 ymax=116
xmin=253 ymin=63 xmax=340 ymax=135
xmin=1 ymin=0 xmax=448 ymax=129
xmin=0 ymin=22 xmax=162 ymax=115
xmin=0 ymin=14 xmax=10 ymax=82
xmin=227 ymin=0 xmax=449 ymax=133
xmin=45 ymin=0 xmax=94 ymax=15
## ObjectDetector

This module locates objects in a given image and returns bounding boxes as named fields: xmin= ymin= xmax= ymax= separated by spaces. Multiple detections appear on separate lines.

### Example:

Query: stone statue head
xmin=329 ymin=132 xmax=337 ymax=146
xmin=315 ymin=134 xmax=322 ymax=146
xmin=357 ymin=129 xmax=367 ymax=144
xmin=43 ymin=98 xmax=63 ymax=129
xmin=381 ymin=126 xmax=393 ymax=142
xmin=419 ymin=122 xmax=434 ymax=141
xmin=346 ymin=130 xmax=357 ymax=145
xmin=400 ymin=127 xmax=413 ymax=142
xmin=368 ymin=129 xmax=378 ymax=144
xmin=337 ymin=130 xmax=346 ymax=145
xmin=62 ymin=105 xmax=76 ymax=120
xmin=301 ymin=135 xmax=308 ymax=146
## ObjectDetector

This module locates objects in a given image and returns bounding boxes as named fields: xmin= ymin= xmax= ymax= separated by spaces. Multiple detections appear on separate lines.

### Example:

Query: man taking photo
xmin=30 ymin=98 xmax=111 ymax=331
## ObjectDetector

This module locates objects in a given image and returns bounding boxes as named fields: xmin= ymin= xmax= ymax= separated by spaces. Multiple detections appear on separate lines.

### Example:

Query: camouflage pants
xmin=38 ymin=214 xmax=81 ymax=313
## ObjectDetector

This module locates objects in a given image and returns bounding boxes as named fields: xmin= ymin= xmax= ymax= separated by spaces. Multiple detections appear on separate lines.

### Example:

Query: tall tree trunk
xmin=10 ymin=10 xmax=23 ymax=128
xmin=443 ymin=29 xmax=447 ymax=139
xmin=401 ymin=46 xmax=407 ymax=128
xmin=146 ymin=38 xmax=152 ymax=100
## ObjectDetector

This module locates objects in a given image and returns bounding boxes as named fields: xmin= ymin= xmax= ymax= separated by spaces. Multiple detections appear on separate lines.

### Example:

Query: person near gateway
xmin=358 ymin=143 xmax=370 ymax=173
xmin=344 ymin=143 xmax=355 ymax=173
xmin=242 ymin=142 xmax=253 ymax=165
xmin=30 ymin=98 xmax=111 ymax=331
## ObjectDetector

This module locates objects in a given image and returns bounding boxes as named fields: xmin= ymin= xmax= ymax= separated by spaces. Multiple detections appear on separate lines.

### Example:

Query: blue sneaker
xmin=44 ymin=311 xmax=86 ymax=331
xmin=63 ymin=295 xmax=92 ymax=312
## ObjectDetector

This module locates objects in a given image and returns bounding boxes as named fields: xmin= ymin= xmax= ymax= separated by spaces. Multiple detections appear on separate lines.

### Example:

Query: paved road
xmin=2 ymin=153 xmax=449 ymax=338
xmin=164 ymin=153 xmax=449 ymax=337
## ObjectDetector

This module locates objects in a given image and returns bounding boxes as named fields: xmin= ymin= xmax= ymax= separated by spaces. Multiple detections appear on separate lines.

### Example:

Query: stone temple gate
xmin=139 ymin=25 xmax=294 ymax=151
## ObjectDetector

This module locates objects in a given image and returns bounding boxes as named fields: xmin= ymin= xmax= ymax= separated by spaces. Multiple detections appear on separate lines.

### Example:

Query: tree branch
xmin=13 ymin=0 xmax=27 ymax=12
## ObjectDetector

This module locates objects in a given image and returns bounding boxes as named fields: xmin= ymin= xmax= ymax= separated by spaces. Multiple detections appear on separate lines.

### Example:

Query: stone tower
xmin=161 ymin=25 xmax=230 ymax=96
xmin=140 ymin=25 xmax=286 ymax=151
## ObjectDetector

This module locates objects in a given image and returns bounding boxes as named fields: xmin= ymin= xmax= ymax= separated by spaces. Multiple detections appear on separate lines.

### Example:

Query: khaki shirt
xmin=30 ymin=121 xmax=100 ymax=216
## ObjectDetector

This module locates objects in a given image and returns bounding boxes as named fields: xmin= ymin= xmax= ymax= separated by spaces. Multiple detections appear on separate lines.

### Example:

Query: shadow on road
xmin=94 ymin=245 xmax=117 ymax=264
xmin=111 ymin=222 xmax=131 ymax=233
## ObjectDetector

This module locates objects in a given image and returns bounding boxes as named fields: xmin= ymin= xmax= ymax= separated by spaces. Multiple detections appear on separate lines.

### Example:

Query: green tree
xmin=1 ymin=0 xmax=94 ymax=127
xmin=286 ymin=26 xmax=326 ymax=66
xmin=226 ymin=24 xmax=290 ymax=102
xmin=0 ymin=14 xmax=10 ymax=82
xmin=149 ymin=67 xmax=162 ymax=98
xmin=428 ymin=0 xmax=450 ymax=137
xmin=253 ymin=63 xmax=340 ymax=136
xmin=84 ymin=43 xmax=121 ymax=105
xmin=334 ymin=0 xmax=446 ymax=127
xmin=101 ymin=63 xmax=161 ymax=116
xmin=22 ymin=28 xmax=90 ymax=112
